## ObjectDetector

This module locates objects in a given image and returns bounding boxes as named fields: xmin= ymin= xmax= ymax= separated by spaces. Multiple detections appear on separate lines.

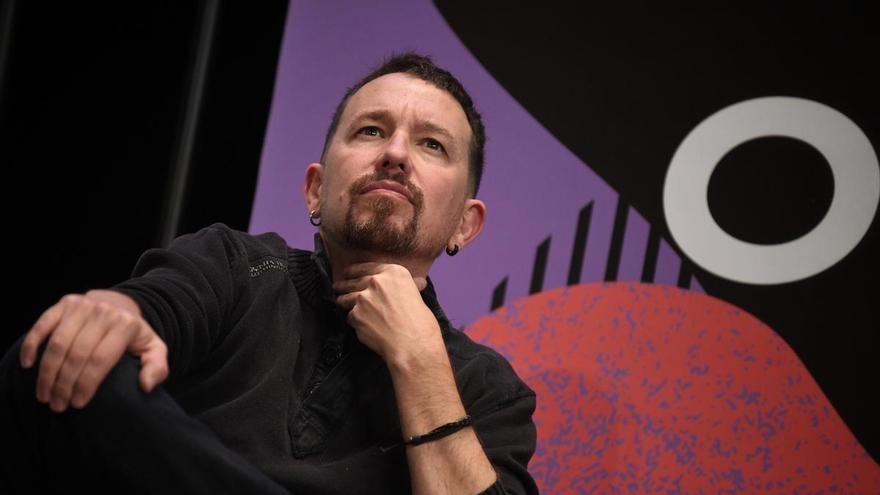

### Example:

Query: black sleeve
xmin=474 ymin=391 xmax=539 ymax=495
xmin=110 ymin=223 xmax=248 ymax=383
xmin=451 ymin=347 xmax=540 ymax=495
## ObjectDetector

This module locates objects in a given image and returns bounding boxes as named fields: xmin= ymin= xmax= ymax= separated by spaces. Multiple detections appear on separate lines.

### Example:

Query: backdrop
xmin=251 ymin=1 xmax=879 ymax=492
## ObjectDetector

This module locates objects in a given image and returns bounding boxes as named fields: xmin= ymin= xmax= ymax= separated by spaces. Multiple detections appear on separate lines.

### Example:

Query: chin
xmin=352 ymin=207 xmax=412 ymax=227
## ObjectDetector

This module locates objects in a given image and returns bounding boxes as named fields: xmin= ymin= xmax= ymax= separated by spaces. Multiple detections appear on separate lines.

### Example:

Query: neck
xmin=319 ymin=232 xmax=432 ymax=284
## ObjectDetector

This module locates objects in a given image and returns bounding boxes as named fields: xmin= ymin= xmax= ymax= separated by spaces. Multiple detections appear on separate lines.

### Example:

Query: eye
xmin=423 ymin=138 xmax=446 ymax=153
xmin=357 ymin=126 xmax=383 ymax=137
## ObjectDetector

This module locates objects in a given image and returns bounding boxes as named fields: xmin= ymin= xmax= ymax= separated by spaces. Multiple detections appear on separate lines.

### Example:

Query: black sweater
xmin=112 ymin=223 xmax=538 ymax=494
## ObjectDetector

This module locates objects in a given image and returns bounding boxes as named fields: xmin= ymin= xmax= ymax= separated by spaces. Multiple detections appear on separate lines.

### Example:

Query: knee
xmin=1 ymin=336 xmax=152 ymax=418
xmin=0 ymin=335 xmax=37 ymax=401
xmin=77 ymin=353 xmax=152 ymax=416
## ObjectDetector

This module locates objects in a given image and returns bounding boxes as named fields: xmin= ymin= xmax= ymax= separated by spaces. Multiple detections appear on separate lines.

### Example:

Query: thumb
xmin=138 ymin=341 xmax=169 ymax=393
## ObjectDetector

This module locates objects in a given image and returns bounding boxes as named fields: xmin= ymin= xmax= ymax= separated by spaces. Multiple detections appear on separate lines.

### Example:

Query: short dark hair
xmin=320 ymin=52 xmax=486 ymax=197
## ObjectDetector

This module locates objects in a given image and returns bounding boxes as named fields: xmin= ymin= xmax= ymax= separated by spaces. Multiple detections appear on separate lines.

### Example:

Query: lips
xmin=360 ymin=180 xmax=414 ymax=202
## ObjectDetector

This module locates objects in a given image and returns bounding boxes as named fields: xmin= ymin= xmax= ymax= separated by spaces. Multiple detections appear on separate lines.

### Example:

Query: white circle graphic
xmin=663 ymin=97 xmax=879 ymax=285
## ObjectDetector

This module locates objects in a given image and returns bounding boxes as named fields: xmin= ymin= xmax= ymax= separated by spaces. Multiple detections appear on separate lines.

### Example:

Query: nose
xmin=379 ymin=131 xmax=410 ymax=176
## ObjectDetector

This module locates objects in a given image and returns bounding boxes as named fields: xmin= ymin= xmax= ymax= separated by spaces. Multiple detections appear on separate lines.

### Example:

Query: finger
xmin=336 ymin=291 xmax=363 ymax=311
xmin=36 ymin=302 xmax=91 ymax=404
xmin=138 ymin=340 xmax=169 ymax=393
xmin=332 ymin=276 xmax=372 ymax=294
xmin=69 ymin=322 xmax=133 ymax=409
xmin=20 ymin=303 xmax=65 ymax=368
xmin=413 ymin=277 xmax=428 ymax=291
xmin=51 ymin=316 xmax=112 ymax=412
xmin=345 ymin=304 xmax=363 ymax=328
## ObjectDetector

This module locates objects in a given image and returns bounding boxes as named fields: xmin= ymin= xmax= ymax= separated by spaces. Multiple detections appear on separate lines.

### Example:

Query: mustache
xmin=349 ymin=170 xmax=424 ymax=207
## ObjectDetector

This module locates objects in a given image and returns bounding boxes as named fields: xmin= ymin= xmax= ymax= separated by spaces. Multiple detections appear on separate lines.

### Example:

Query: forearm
xmin=387 ymin=345 xmax=498 ymax=495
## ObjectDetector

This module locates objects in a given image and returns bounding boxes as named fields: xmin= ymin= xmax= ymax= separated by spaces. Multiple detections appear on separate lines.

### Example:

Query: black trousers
xmin=0 ymin=336 xmax=290 ymax=494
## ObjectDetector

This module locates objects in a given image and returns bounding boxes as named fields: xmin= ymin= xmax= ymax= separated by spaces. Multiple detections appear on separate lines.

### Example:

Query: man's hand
xmin=333 ymin=262 xmax=440 ymax=363
xmin=19 ymin=290 xmax=168 ymax=413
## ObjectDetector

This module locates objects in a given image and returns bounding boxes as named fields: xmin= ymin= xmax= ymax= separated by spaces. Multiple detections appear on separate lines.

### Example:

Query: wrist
xmin=385 ymin=333 xmax=448 ymax=376
xmin=85 ymin=289 xmax=143 ymax=318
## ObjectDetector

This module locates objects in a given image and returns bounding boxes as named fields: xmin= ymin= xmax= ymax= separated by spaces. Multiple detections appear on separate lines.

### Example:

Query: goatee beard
xmin=340 ymin=170 xmax=424 ymax=257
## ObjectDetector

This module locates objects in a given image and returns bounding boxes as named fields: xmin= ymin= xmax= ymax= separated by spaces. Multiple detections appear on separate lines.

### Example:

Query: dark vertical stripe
xmin=490 ymin=277 xmax=508 ymax=311
xmin=160 ymin=0 xmax=220 ymax=247
xmin=604 ymin=197 xmax=629 ymax=281
xmin=0 ymin=0 xmax=16 ymax=114
xmin=529 ymin=237 xmax=551 ymax=295
xmin=641 ymin=226 xmax=661 ymax=283
xmin=567 ymin=202 xmax=593 ymax=285
xmin=677 ymin=259 xmax=692 ymax=289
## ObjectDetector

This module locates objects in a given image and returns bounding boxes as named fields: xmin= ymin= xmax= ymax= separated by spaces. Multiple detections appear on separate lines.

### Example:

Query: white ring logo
xmin=663 ymin=97 xmax=879 ymax=285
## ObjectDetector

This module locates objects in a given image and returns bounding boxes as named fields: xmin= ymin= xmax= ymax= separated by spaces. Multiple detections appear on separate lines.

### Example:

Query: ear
xmin=303 ymin=163 xmax=323 ymax=213
xmin=449 ymin=199 xmax=487 ymax=251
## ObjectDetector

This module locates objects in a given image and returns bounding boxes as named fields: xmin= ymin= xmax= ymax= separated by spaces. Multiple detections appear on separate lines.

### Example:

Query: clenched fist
xmin=333 ymin=263 xmax=446 ymax=366
xmin=19 ymin=290 xmax=168 ymax=413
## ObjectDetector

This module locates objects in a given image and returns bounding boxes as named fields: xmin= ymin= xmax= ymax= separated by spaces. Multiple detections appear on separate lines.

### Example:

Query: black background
xmin=2 ymin=1 xmax=287 ymax=353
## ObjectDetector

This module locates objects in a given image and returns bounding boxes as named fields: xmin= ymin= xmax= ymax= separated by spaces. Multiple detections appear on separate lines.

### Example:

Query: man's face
xmin=315 ymin=73 xmax=474 ymax=259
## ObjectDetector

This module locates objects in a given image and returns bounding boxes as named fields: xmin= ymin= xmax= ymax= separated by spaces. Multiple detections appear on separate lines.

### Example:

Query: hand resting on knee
xmin=18 ymin=290 xmax=168 ymax=412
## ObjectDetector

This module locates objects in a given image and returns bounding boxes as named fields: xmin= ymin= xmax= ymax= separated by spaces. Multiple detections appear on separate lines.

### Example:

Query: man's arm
xmin=386 ymin=343 xmax=499 ymax=494
xmin=20 ymin=223 xmax=247 ymax=413
xmin=335 ymin=262 xmax=526 ymax=494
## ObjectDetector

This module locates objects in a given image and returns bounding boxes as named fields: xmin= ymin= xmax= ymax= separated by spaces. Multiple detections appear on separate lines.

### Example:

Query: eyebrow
xmin=416 ymin=121 xmax=456 ymax=143
xmin=348 ymin=109 xmax=457 ymax=144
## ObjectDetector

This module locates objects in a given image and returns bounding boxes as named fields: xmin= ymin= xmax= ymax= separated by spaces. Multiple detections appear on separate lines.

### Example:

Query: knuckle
xmin=38 ymin=353 xmax=54 ymax=375
xmin=29 ymin=320 xmax=46 ymax=337
xmin=22 ymin=333 xmax=37 ymax=349
xmin=102 ymin=310 xmax=121 ymax=326
xmin=124 ymin=317 xmax=142 ymax=336
xmin=104 ymin=307 xmax=128 ymax=327
xmin=45 ymin=337 xmax=66 ymax=356
xmin=52 ymin=378 xmax=72 ymax=397
xmin=76 ymin=365 xmax=98 ymax=386
xmin=34 ymin=309 xmax=54 ymax=331
xmin=64 ymin=295 xmax=94 ymax=313
xmin=71 ymin=294 xmax=92 ymax=308
xmin=60 ymin=294 xmax=79 ymax=305
xmin=87 ymin=351 xmax=109 ymax=370
xmin=66 ymin=349 xmax=88 ymax=368
xmin=93 ymin=301 xmax=112 ymax=315
xmin=117 ymin=310 xmax=135 ymax=325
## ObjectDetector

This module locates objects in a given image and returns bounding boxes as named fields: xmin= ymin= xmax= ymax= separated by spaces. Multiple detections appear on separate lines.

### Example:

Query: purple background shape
xmin=250 ymin=0 xmax=697 ymax=327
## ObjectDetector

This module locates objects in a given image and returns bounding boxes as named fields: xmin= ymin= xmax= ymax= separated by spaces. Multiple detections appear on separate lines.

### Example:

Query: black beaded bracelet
xmin=404 ymin=415 xmax=473 ymax=446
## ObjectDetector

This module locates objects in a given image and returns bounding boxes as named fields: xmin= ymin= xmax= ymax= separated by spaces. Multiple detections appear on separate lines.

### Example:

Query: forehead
xmin=341 ymin=73 xmax=471 ymax=142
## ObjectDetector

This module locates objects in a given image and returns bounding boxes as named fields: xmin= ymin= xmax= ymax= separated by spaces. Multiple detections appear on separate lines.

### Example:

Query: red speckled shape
xmin=467 ymin=283 xmax=879 ymax=494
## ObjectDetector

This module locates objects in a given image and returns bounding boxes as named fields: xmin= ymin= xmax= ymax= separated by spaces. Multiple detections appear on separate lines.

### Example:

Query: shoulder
xmin=191 ymin=222 xmax=292 ymax=262
xmin=170 ymin=223 xmax=302 ymax=274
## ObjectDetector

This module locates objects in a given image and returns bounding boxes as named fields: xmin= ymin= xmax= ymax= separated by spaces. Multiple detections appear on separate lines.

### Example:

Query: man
xmin=1 ymin=53 xmax=538 ymax=494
